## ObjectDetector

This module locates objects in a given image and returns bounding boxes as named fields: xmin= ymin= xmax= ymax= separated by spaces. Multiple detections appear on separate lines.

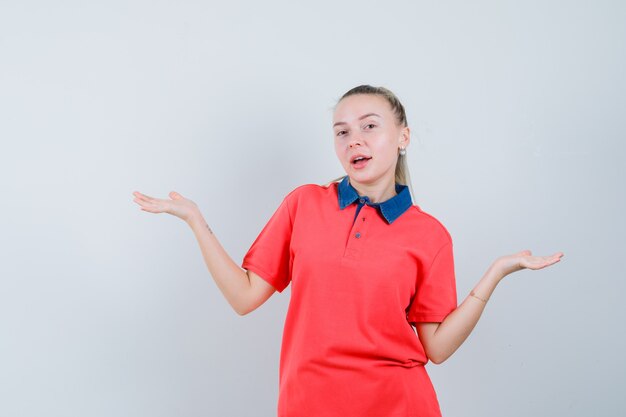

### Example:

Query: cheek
xmin=334 ymin=140 xmax=346 ymax=154
xmin=334 ymin=145 xmax=346 ymax=164
xmin=373 ymin=139 xmax=395 ymax=157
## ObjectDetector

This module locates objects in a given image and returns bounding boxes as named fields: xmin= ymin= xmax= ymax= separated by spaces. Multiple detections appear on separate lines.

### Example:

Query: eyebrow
xmin=333 ymin=113 xmax=382 ymax=128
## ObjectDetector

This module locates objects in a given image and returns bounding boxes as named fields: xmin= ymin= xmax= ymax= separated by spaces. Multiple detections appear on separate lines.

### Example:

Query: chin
xmin=349 ymin=172 xmax=377 ymax=184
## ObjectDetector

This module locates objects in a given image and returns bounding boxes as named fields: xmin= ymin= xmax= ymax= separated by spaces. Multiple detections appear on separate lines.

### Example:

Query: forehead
xmin=333 ymin=94 xmax=393 ymax=123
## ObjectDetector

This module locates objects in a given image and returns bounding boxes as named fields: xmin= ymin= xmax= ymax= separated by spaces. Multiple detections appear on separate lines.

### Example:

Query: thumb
xmin=169 ymin=191 xmax=182 ymax=200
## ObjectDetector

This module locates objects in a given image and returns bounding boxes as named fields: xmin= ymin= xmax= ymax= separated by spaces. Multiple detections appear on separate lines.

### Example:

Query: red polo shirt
xmin=242 ymin=176 xmax=457 ymax=417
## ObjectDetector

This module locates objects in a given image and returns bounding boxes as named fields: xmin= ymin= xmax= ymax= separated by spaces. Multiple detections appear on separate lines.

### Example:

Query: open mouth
xmin=352 ymin=156 xmax=372 ymax=168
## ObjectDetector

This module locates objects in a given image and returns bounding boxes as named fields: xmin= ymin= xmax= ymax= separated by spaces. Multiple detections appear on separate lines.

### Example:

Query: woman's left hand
xmin=494 ymin=250 xmax=564 ymax=279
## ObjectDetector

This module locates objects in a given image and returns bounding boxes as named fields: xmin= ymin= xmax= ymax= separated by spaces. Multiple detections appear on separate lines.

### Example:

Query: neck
xmin=349 ymin=176 xmax=396 ymax=203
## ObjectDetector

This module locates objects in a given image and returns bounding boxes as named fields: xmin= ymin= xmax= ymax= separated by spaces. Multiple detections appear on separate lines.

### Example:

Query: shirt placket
xmin=343 ymin=198 xmax=373 ymax=260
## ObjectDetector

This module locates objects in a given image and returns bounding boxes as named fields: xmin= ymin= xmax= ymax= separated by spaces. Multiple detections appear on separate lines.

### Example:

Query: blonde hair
xmin=324 ymin=85 xmax=415 ymax=203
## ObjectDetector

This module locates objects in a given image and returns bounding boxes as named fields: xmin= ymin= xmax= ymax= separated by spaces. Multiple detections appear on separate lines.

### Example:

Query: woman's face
xmin=333 ymin=94 xmax=409 ymax=186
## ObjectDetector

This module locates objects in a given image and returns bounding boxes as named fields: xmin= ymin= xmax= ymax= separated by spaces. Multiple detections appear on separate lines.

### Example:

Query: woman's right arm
xmin=132 ymin=190 xmax=276 ymax=315
xmin=186 ymin=211 xmax=276 ymax=315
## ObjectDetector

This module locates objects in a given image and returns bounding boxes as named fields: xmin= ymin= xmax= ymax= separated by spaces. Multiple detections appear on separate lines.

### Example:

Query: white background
xmin=1 ymin=1 xmax=624 ymax=416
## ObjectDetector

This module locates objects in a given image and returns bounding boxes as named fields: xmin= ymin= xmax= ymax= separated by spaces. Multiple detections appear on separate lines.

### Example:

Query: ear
xmin=399 ymin=126 xmax=410 ymax=148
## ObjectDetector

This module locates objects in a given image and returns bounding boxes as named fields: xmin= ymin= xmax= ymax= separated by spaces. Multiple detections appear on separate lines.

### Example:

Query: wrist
xmin=487 ymin=261 xmax=507 ymax=282
xmin=186 ymin=209 xmax=205 ymax=229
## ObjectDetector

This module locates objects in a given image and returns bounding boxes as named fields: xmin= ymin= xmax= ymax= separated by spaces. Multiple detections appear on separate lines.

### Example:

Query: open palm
xmin=496 ymin=249 xmax=564 ymax=278
xmin=132 ymin=190 xmax=199 ymax=222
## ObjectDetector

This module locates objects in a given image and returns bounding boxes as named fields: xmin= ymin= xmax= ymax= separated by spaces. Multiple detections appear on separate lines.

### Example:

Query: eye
xmin=336 ymin=130 xmax=347 ymax=137
xmin=364 ymin=123 xmax=376 ymax=129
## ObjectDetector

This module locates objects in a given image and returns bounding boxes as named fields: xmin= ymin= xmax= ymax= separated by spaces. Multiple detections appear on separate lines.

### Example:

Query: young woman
xmin=132 ymin=85 xmax=564 ymax=417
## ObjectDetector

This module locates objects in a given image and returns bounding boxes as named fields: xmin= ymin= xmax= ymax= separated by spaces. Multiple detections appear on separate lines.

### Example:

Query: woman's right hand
xmin=132 ymin=190 xmax=200 ymax=223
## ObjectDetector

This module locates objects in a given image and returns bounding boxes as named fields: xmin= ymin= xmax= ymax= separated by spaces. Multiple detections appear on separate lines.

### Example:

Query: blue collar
xmin=337 ymin=176 xmax=412 ymax=224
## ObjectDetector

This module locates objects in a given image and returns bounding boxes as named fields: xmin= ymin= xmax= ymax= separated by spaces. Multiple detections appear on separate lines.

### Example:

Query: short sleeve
xmin=407 ymin=241 xmax=458 ymax=323
xmin=241 ymin=195 xmax=293 ymax=293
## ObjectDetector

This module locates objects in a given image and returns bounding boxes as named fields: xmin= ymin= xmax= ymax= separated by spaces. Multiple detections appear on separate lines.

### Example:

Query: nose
xmin=348 ymin=137 xmax=362 ymax=148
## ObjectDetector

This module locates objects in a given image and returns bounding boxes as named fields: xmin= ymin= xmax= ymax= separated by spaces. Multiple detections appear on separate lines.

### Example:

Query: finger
xmin=535 ymin=258 xmax=555 ymax=268
xmin=132 ymin=193 xmax=151 ymax=204
xmin=138 ymin=194 xmax=164 ymax=206
xmin=140 ymin=207 xmax=160 ymax=214
xmin=526 ymin=262 xmax=551 ymax=270
xmin=133 ymin=196 xmax=155 ymax=207
xmin=134 ymin=191 xmax=158 ymax=203
xmin=544 ymin=254 xmax=562 ymax=264
xmin=526 ymin=255 xmax=561 ymax=269
xmin=133 ymin=191 xmax=149 ymax=199
xmin=548 ymin=256 xmax=561 ymax=265
xmin=539 ymin=255 xmax=559 ymax=265
xmin=134 ymin=198 xmax=161 ymax=212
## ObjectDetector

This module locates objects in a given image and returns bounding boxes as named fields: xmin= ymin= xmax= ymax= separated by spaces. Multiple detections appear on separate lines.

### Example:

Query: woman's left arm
xmin=415 ymin=250 xmax=564 ymax=364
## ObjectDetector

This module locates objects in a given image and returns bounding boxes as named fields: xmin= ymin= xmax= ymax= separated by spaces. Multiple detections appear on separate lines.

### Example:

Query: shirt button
xmin=359 ymin=198 xmax=365 ymax=204
xmin=355 ymin=232 xmax=361 ymax=238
